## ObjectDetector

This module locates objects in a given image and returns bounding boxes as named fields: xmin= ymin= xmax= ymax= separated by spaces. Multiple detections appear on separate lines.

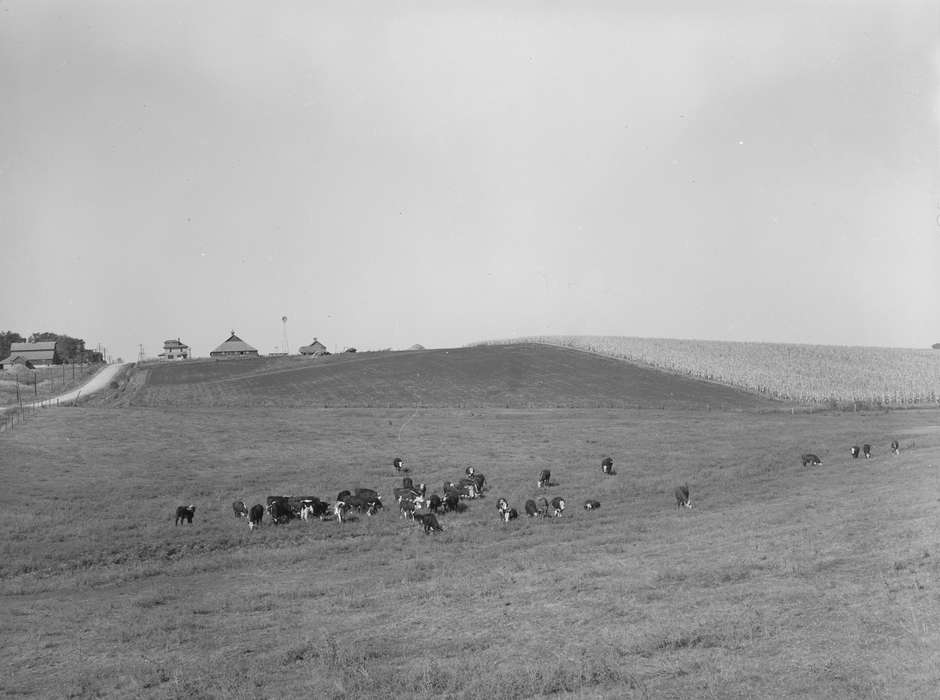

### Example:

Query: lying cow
xmin=583 ymin=499 xmax=601 ymax=510
xmin=232 ymin=500 xmax=248 ymax=518
xmin=801 ymin=453 xmax=822 ymax=467
xmin=891 ymin=439 xmax=900 ymax=455
xmin=248 ymin=504 xmax=264 ymax=530
xmin=674 ymin=484 xmax=693 ymax=510
xmin=175 ymin=505 xmax=195 ymax=525
xmin=414 ymin=512 xmax=443 ymax=534
xmin=537 ymin=469 xmax=551 ymax=488
xmin=550 ymin=497 xmax=566 ymax=517
xmin=601 ymin=457 xmax=615 ymax=475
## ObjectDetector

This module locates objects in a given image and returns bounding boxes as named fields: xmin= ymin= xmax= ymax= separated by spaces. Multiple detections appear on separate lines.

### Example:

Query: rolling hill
xmin=113 ymin=343 xmax=782 ymax=410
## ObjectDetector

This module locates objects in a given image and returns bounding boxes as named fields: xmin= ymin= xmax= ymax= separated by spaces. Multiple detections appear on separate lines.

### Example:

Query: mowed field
xmin=2 ymin=346 xmax=939 ymax=698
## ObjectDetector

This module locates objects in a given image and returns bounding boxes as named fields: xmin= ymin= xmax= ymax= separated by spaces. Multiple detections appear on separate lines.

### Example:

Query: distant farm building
xmin=0 ymin=355 xmax=35 ymax=371
xmin=209 ymin=331 xmax=259 ymax=359
xmin=158 ymin=338 xmax=190 ymax=360
xmin=0 ymin=341 xmax=62 ymax=368
xmin=298 ymin=338 xmax=329 ymax=356
xmin=409 ymin=344 xmax=425 ymax=351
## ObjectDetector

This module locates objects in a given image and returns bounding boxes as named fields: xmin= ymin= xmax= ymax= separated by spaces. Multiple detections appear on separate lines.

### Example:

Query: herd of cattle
xmin=173 ymin=438 xmax=901 ymax=532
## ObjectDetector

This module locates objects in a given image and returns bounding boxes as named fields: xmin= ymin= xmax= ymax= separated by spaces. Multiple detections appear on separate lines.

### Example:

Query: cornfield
xmin=480 ymin=336 xmax=940 ymax=406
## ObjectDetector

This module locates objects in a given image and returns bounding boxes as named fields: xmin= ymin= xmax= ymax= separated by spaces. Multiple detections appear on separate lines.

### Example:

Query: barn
xmin=0 ymin=341 xmax=62 ymax=368
xmin=209 ymin=331 xmax=259 ymax=359
xmin=298 ymin=338 xmax=329 ymax=356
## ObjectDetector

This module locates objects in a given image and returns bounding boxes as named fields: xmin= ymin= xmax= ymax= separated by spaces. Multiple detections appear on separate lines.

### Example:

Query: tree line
xmin=0 ymin=331 xmax=104 ymax=363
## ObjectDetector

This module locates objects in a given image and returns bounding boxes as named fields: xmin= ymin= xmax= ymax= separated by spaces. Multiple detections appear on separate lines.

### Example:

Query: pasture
xmin=2 ymin=401 xmax=938 ymax=698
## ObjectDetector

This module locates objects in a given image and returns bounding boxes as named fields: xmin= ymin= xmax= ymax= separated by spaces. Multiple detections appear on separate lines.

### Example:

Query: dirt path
xmin=0 ymin=363 xmax=128 ymax=412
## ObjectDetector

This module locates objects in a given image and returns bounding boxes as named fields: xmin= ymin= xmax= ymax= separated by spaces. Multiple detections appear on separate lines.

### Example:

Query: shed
xmin=298 ymin=338 xmax=329 ymax=356
xmin=209 ymin=331 xmax=259 ymax=358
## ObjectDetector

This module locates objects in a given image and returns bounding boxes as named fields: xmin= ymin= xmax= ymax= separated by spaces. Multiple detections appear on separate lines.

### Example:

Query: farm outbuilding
xmin=1 ymin=341 xmax=62 ymax=367
xmin=209 ymin=331 xmax=259 ymax=359
xmin=158 ymin=338 xmax=190 ymax=360
xmin=298 ymin=338 xmax=329 ymax=356
xmin=0 ymin=355 xmax=35 ymax=371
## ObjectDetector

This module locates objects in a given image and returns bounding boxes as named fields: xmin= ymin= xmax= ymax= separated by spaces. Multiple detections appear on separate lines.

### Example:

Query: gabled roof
xmin=210 ymin=331 xmax=258 ymax=355
xmin=163 ymin=339 xmax=189 ymax=349
xmin=11 ymin=341 xmax=56 ymax=352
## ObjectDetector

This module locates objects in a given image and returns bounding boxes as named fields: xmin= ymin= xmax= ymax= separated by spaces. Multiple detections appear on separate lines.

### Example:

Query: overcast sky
xmin=2 ymin=1 xmax=938 ymax=361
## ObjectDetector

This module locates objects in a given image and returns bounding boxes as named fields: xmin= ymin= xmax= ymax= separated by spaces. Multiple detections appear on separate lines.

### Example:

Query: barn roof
xmin=163 ymin=338 xmax=189 ymax=349
xmin=11 ymin=341 xmax=56 ymax=352
xmin=7 ymin=343 xmax=57 ymax=362
xmin=298 ymin=338 xmax=328 ymax=354
xmin=210 ymin=331 xmax=258 ymax=355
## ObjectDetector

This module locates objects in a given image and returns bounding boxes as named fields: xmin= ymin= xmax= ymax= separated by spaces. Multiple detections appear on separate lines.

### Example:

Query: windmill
xmin=281 ymin=316 xmax=289 ymax=355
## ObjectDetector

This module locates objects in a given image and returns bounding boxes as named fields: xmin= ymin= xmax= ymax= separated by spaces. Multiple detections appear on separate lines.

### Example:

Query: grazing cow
xmin=891 ymin=439 xmax=900 ymax=455
xmin=394 ymin=486 xmax=422 ymax=502
xmin=550 ymin=497 xmax=566 ymax=517
xmin=427 ymin=494 xmax=443 ymax=514
xmin=248 ymin=504 xmax=264 ymax=530
xmin=232 ymin=500 xmax=248 ymax=518
xmin=601 ymin=457 xmax=615 ymax=475
xmin=524 ymin=499 xmax=540 ymax=517
xmin=175 ymin=505 xmax=195 ymax=525
xmin=267 ymin=500 xmax=293 ymax=524
xmin=537 ymin=469 xmax=551 ymax=488
xmin=344 ymin=493 xmax=381 ymax=516
xmin=398 ymin=495 xmax=417 ymax=519
xmin=496 ymin=498 xmax=518 ymax=522
xmin=674 ymin=484 xmax=693 ymax=510
xmin=414 ymin=512 xmax=444 ymax=534
xmin=801 ymin=454 xmax=823 ymax=467
xmin=850 ymin=446 xmax=860 ymax=459
xmin=333 ymin=500 xmax=351 ymax=523
xmin=393 ymin=457 xmax=408 ymax=473
xmin=583 ymin=499 xmax=601 ymax=510
xmin=441 ymin=493 xmax=460 ymax=513
xmin=863 ymin=444 xmax=872 ymax=459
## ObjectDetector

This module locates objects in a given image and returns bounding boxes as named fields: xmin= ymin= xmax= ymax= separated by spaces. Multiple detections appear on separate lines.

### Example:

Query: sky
xmin=1 ymin=1 xmax=938 ymax=361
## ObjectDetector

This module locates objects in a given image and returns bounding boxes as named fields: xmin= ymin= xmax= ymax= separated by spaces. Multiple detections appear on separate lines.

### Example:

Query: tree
xmin=0 ymin=331 xmax=26 ymax=359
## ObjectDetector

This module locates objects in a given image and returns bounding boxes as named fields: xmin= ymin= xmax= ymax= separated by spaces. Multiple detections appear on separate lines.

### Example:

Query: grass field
xmin=1 ymin=346 xmax=938 ymax=698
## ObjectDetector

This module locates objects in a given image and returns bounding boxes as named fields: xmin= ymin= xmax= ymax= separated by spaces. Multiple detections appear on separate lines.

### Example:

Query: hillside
xmin=109 ymin=344 xmax=780 ymax=410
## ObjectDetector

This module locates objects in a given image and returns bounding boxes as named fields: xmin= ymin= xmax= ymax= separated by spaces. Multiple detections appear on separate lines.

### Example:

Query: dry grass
xmin=1 ymin=404 xmax=938 ymax=698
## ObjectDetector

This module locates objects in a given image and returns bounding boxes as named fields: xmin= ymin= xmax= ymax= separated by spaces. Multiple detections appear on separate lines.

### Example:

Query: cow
xmin=891 ymin=439 xmax=900 ymax=455
xmin=801 ymin=454 xmax=822 ymax=467
xmin=393 ymin=457 xmax=408 ymax=473
xmin=496 ymin=498 xmax=517 ymax=522
xmin=863 ymin=444 xmax=872 ymax=459
xmin=398 ymin=495 xmax=417 ymax=519
xmin=402 ymin=477 xmax=414 ymax=489
xmin=550 ymin=497 xmax=566 ymax=517
xmin=537 ymin=469 xmax=551 ymax=488
xmin=248 ymin=503 xmax=264 ymax=530
xmin=354 ymin=487 xmax=380 ymax=500
xmin=524 ymin=499 xmax=540 ymax=517
xmin=333 ymin=500 xmax=351 ymax=523
xmin=394 ymin=486 xmax=423 ymax=502
xmin=414 ymin=512 xmax=444 ymax=534
xmin=601 ymin=457 xmax=615 ymax=475
xmin=232 ymin=500 xmax=248 ymax=518
xmin=427 ymin=493 xmax=443 ymax=514
xmin=444 ymin=481 xmax=476 ymax=499
xmin=336 ymin=490 xmax=352 ymax=502
xmin=850 ymin=445 xmax=860 ymax=459
xmin=442 ymin=493 xmax=460 ymax=513
xmin=175 ymin=505 xmax=195 ymax=525
xmin=583 ymin=499 xmax=601 ymax=510
xmin=464 ymin=472 xmax=486 ymax=494
xmin=267 ymin=500 xmax=293 ymax=524
xmin=299 ymin=498 xmax=329 ymax=520
xmin=536 ymin=496 xmax=549 ymax=517
xmin=346 ymin=494 xmax=382 ymax=516
xmin=674 ymin=484 xmax=693 ymax=510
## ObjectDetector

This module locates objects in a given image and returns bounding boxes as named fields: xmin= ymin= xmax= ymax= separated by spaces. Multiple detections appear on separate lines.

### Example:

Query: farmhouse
xmin=158 ymin=338 xmax=190 ymax=360
xmin=209 ymin=331 xmax=259 ymax=359
xmin=298 ymin=338 xmax=329 ymax=356
xmin=0 ymin=341 xmax=62 ymax=368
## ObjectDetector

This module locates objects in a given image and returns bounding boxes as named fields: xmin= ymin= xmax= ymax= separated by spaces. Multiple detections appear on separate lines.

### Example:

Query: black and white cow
xmin=248 ymin=503 xmax=264 ymax=530
xmin=524 ymin=499 xmax=540 ymax=517
xmin=300 ymin=498 xmax=329 ymax=520
xmin=891 ymin=439 xmax=900 ymax=455
xmin=336 ymin=490 xmax=352 ymax=502
xmin=550 ymin=497 xmax=566 ymax=517
xmin=536 ymin=496 xmax=549 ymax=517
xmin=601 ymin=457 xmax=615 ymax=475
xmin=674 ymin=484 xmax=693 ymax=510
xmin=537 ymin=469 xmax=551 ymax=488
xmin=414 ymin=512 xmax=444 ymax=534
xmin=333 ymin=500 xmax=351 ymax=523
xmin=393 ymin=457 xmax=408 ymax=473
xmin=347 ymin=494 xmax=383 ymax=516
xmin=850 ymin=445 xmax=860 ymax=459
xmin=496 ymin=498 xmax=518 ymax=522
xmin=232 ymin=500 xmax=249 ymax=518
xmin=583 ymin=499 xmax=601 ymax=510
xmin=863 ymin=444 xmax=872 ymax=459
xmin=801 ymin=454 xmax=823 ymax=466
xmin=398 ymin=495 xmax=418 ymax=519
xmin=175 ymin=505 xmax=195 ymax=525
xmin=427 ymin=494 xmax=443 ymax=514
xmin=441 ymin=493 xmax=460 ymax=513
